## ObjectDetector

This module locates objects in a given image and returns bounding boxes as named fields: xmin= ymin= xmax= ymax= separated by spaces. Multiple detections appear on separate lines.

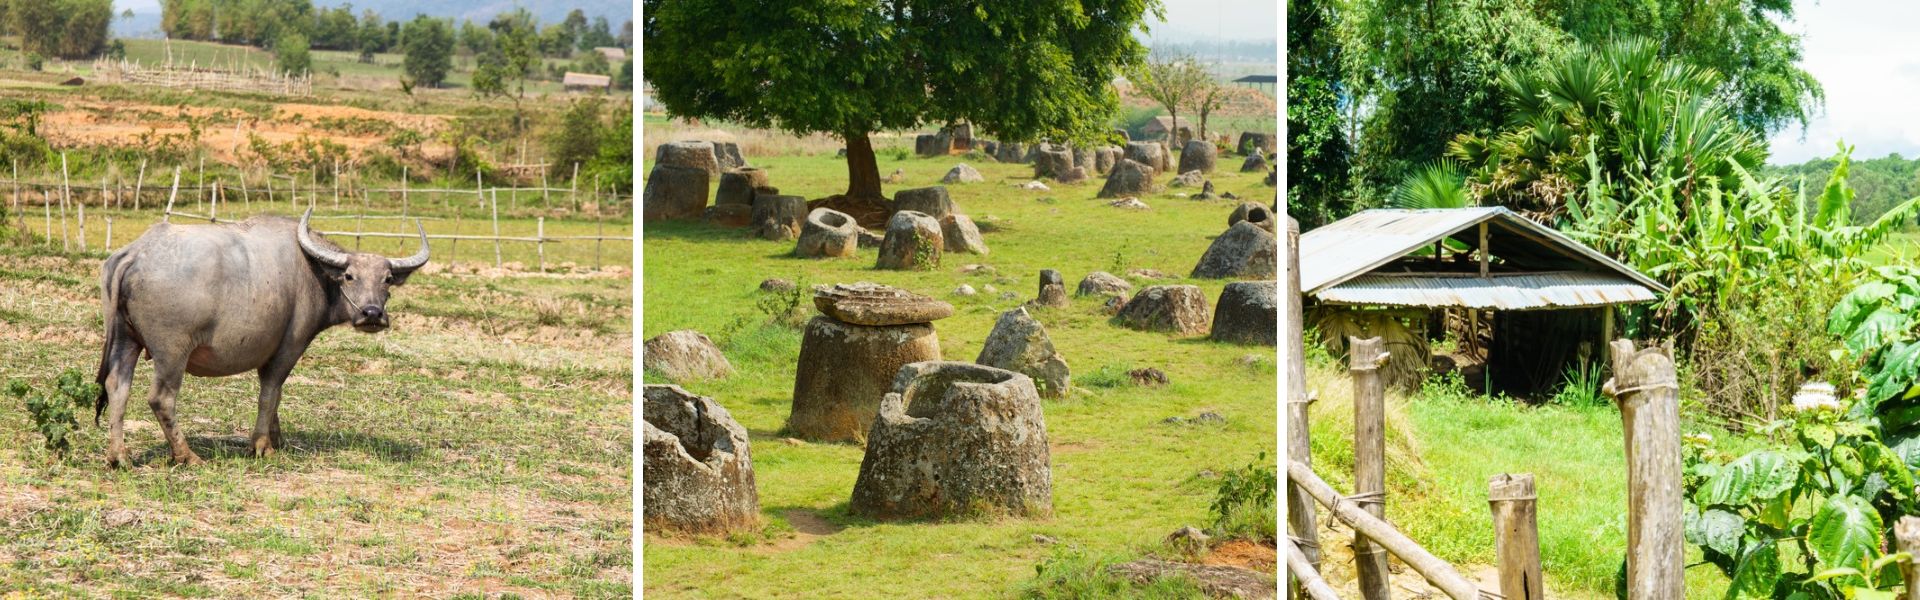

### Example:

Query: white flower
xmin=1683 ymin=432 xmax=1715 ymax=446
xmin=1792 ymin=382 xmax=1841 ymax=412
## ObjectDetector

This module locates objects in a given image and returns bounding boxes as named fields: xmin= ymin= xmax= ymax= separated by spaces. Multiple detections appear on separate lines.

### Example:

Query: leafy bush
xmin=1680 ymin=385 xmax=1916 ymax=599
xmin=276 ymin=33 xmax=312 ymax=76
xmin=1208 ymin=453 xmax=1276 ymax=541
xmin=545 ymin=97 xmax=607 ymax=180
xmin=1566 ymin=145 xmax=1919 ymax=418
xmin=8 ymin=369 xmax=100 ymax=455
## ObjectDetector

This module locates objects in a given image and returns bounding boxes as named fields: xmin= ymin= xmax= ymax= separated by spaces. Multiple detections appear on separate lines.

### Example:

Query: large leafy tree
xmin=1133 ymin=52 xmax=1211 ymax=143
xmin=401 ymin=16 xmax=454 ymax=88
xmin=644 ymin=0 xmax=1160 ymax=202
xmin=1285 ymin=0 xmax=1351 ymax=227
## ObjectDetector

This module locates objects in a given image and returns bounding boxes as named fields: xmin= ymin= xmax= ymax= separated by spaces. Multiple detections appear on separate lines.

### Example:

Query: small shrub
xmin=1547 ymin=359 xmax=1607 ymax=407
xmin=754 ymin=276 xmax=807 ymax=327
xmin=1208 ymin=453 xmax=1276 ymax=541
xmin=9 ymin=369 xmax=100 ymax=456
xmin=881 ymin=146 xmax=912 ymax=161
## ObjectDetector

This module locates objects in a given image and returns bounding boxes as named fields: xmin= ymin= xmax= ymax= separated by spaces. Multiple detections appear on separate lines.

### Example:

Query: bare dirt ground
xmin=40 ymin=99 xmax=453 ymax=165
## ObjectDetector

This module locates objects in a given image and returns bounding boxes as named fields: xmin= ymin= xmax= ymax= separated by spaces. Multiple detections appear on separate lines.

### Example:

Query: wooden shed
xmin=1299 ymin=207 xmax=1667 ymax=395
xmin=563 ymin=72 xmax=613 ymax=92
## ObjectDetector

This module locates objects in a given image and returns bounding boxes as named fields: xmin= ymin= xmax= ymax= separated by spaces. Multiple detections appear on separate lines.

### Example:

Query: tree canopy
xmin=401 ymin=15 xmax=453 ymax=87
xmin=643 ymin=0 xmax=1162 ymax=200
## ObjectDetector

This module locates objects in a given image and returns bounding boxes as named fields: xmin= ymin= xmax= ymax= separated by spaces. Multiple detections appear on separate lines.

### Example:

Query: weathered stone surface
xmin=1194 ymin=181 xmax=1221 ymax=201
xmin=1034 ymin=144 xmax=1074 ymax=180
xmin=977 ymin=307 xmax=1070 ymax=397
xmin=1057 ymin=166 xmax=1089 ymax=184
xmin=1240 ymin=152 xmax=1269 ymax=173
xmin=941 ymin=214 xmax=988 ymax=254
xmin=1228 ymin=202 xmax=1276 ymax=234
xmin=655 ymin=141 xmax=720 ymax=177
xmin=1129 ymin=367 xmax=1169 ymax=386
xmin=857 ymin=229 xmax=884 ymax=248
xmin=1178 ymin=140 xmax=1217 ymax=174
xmin=1124 ymin=141 xmax=1169 ymax=174
xmin=812 ymin=282 xmax=955 ymax=326
xmin=713 ymin=141 xmax=748 ymax=171
xmin=642 ymin=165 xmax=709 ymax=221
xmin=955 ymin=284 xmax=976 ymax=296
xmin=1211 ymin=281 xmax=1277 ymax=346
xmin=1094 ymin=146 xmax=1122 ymax=174
xmin=980 ymin=140 xmax=1000 ymax=157
xmin=995 ymin=141 xmax=1027 ymax=164
xmin=1039 ymin=269 xmax=1064 ymax=290
xmin=1098 ymin=159 xmax=1159 ymax=199
xmin=941 ymin=163 xmax=985 ymax=184
xmin=1116 ymin=285 xmax=1212 ymax=335
xmin=1108 ymin=559 xmax=1275 ymax=600
xmin=893 ymin=186 xmax=954 ymax=221
xmin=1020 ymin=180 xmax=1050 ymax=191
xmin=1171 ymin=170 xmax=1206 ymax=188
xmin=703 ymin=203 xmax=752 ymax=228
xmin=1107 ymin=197 xmax=1151 ymax=210
xmin=1192 ymin=221 xmax=1278 ymax=279
xmin=876 ymin=211 xmax=944 ymax=270
xmin=915 ymin=133 xmax=944 ymax=157
xmin=751 ymin=194 xmax=809 ymax=241
xmin=760 ymin=278 xmax=796 ymax=293
xmin=1034 ymin=284 xmax=1068 ymax=308
xmin=643 ymin=330 xmax=734 ymax=381
xmin=850 ymin=362 xmax=1051 ymax=519
xmin=796 ymin=208 xmax=860 ymax=258
xmin=884 ymin=168 xmax=906 ymax=184
xmin=643 ymin=384 xmax=758 ymax=534
xmin=789 ymin=317 xmax=942 ymax=442
xmin=1076 ymin=271 xmax=1133 ymax=298
xmin=715 ymin=167 xmax=768 ymax=206
xmin=1072 ymin=147 xmax=1095 ymax=172
xmin=1237 ymin=131 xmax=1276 ymax=156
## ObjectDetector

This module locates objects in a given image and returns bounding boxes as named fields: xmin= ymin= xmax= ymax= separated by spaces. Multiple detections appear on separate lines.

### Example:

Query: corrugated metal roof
xmin=1298 ymin=207 xmax=1667 ymax=299
xmin=1316 ymin=271 xmax=1658 ymax=310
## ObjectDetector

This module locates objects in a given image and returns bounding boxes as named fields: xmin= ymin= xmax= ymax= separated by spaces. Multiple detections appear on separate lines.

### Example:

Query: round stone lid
xmin=813 ymin=282 xmax=955 ymax=326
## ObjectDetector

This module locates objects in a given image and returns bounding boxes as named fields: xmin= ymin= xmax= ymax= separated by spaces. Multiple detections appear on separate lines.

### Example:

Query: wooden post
xmin=490 ymin=188 xmax=502 ymax=268
xmin=1350 ymin=335 xmax=1392 ymax=600
xmin=355 ymin=189 xmax=367 ymax=251
xmin=594 ymin=210 xmax=604 ymax=270
xmin=450 ymin=204 xmax=462 ymax=267
xmin=1478 ymin=221 xmax=1489 ymax=277
xmin=1489 ymin=473 xmax=1542 ymax=600
xmin=1896 ymin=517 xmax=1920 ymax=600
xmin=1285 ymin=216 xmax=1321 ymax=590
xmin=1604 ymin=339 xmax=1684 ymax=600
xmin=311 ymin=169 xmax=318 ymax=210
xmin=134 ymin=159 xmax=145 ymax=212
xmin=401 ymin=166 xmax=409 ymax=218
xmin=43 ymin=190 xmax=51 ymax=242
xmin=104 ymin=216 xmax=113 ymax=252
xmin=536 ymin=217 xmax=545 ymax=272
xmin=542 ymin=170 xmax=550 ymax=208
xmin=210 ymin=181 xmax=219 ymax=222
xmin=164 ymin=167 xmax=181 ymax=223
xmin=569 ymin=162 xmax=579 ymax=212
xmin=9 ymin=161 xmax=17 ymax=233
xmin=332 ymin=159 xmax=340 ymax=209
xmin=240 ymin=171 xmax=250 ymax=209
xmin=196 ymin=154 xmax=204 ymax=213
xmin=77 ymin=204 xmax=85 ymax=251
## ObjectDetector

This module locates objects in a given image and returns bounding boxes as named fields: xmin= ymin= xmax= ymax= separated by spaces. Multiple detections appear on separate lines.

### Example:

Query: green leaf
xmin=1693 ymin=508 xmax=1745 ymax=556
xmin=1848 ymin=307 xmax=1912 ymax=356
xmin=1727 ymin=540 xmax=1781 ymax=600
xmin=1808 ymin=566 xmax=1863 ymax=583
xmin=1809 ymin=495 xmax=1883 ymax=573
xmin=1699 ymin=450 xmax=1803 ymax=506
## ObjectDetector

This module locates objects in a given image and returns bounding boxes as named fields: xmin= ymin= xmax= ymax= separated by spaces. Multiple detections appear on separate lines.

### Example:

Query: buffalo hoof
xmin=172 ymin=450 xmax=205 ymax=466
xmin=105 ymin=448 xmax=132 ymax=469
xmin=251 ymin=436 xmax=276 ymax=458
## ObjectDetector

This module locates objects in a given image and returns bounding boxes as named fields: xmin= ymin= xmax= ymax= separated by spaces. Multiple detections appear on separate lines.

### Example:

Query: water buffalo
xmin=94 ymin=209 xmax=428 ymax=467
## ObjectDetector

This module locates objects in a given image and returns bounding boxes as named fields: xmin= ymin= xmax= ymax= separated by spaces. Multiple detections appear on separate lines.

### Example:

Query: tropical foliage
xmin=1450 ymin=39 xmax=1765 ymax=218
xmin=1284 ymin=0 xmax=1351 ymax=227
xmin=1387 ymin=161 xmax=1469 ymax=210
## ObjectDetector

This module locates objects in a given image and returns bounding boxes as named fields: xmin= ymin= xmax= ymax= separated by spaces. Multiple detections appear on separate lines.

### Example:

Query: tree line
xmin=0 ymin=0 xmax=115 ymax=59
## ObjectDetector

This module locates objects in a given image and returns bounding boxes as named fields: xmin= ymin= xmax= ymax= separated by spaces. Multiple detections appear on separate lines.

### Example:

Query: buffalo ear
xmin=387 ymin=267 xmax=418 ymax=286
xmin=314 ymin=260 xmax=349 ymax=282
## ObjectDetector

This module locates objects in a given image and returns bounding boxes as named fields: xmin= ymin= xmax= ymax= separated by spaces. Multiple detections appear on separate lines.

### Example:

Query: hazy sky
xmin=1767 ymin=1 xmax=1920 ymax=164
xmin=1150 ymin=0 xmax=1279 ymax=42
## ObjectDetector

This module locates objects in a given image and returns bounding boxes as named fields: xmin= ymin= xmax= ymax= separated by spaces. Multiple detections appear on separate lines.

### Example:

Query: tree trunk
xmin=844 ymin=132 xmax=885 ymax=200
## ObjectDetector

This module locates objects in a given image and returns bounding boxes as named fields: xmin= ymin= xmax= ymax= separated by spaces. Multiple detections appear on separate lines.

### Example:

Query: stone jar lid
xmin=814 ymin=282 xmax=955 ymax=326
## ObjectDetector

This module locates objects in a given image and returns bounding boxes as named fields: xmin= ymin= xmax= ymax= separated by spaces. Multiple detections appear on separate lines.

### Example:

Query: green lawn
xmin=0 ymin=240 xmax=633 ymax=597
xmin=641 ymin=146 xmax=1279 ymax=597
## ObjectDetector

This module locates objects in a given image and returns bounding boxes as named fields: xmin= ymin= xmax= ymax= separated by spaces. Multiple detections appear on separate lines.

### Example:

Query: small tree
xmin=1193 ymin=83 xmax=1227 ymax=145
xmin=644 ymin=0 xmax=1161 ymax=203
xmin=275 ymin=32 xmax=311 ymax=76
xmin=545 ymin=97 xmax=606 ymax=179
xmin=1133 ymin=52 xmax=1212 ymax=143
xmin=402 ymin=16 xmax=453 ymax=88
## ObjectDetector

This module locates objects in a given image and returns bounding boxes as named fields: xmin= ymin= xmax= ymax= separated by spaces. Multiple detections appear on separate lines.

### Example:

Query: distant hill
xmin=312 ymin=0 xmax=630 ymax=27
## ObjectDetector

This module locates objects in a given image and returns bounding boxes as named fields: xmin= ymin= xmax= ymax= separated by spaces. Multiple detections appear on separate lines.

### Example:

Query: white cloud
xmin=1766 ymin=0 xmax=1920 ymax=163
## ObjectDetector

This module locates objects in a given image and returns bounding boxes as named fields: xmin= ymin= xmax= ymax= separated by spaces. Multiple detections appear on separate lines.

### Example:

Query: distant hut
xmin=563 ymin=72 xmax=613 ymax=93
xmin=595 ymin=47 xmax=628 ymax=62
xmin=1298 ymin=207 xmax=1667 ymax=395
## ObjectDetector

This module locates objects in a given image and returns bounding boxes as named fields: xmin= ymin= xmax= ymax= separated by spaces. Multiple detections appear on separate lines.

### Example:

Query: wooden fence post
xmin=104 ymin=216 xmax=113 ymax=252
xmin=1285 ymin=539 xmax=1341 ymax=600
xmin=77 ymin=204 xmax=85 ymax=251
xmin=1897 ymin=517 xmax=1920 ymax=600
xmin=164 ymin=167 xmax=181 ymax=223
xmin=490 ymin=188 xmax=502 ymax=268
xmin=570 ymin=162 xmax=579 ymax=212
xmin=1489 ymin=473 xmax=1543 ymax=600
xmin=1350 ymin=335 xmax=1392 ymax=600
xmin=58 ymin=187 xmax=69 ymax=252
xmin=536 ymin=216 xmax=545 ymax=272
xmin=1285 ymin=215 xmax=1321 ymax=593
xmin=1605 ymin=339 xmax=1684 ymax=600
xmin=134 ymin=159 xmax=146 ymax=212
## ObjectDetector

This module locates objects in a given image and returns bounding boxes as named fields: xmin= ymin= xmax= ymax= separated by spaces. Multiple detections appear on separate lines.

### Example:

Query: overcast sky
xmin=1150 ymin=0 xmax=1278 ymax=42
xmin=1767 ymin=1 xmax=1920 ymax=164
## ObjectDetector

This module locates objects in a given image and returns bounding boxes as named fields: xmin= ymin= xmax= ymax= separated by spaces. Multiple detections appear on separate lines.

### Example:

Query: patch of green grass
xmin=1016 ymin=548 xmax=1210 ymax=599
xmin=642 ymin=139 xmax=1277 ymax=596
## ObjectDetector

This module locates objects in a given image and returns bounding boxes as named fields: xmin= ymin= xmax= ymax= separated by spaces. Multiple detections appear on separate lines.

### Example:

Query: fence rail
xmin=6 ymin=159 xmax=631 ymax=272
